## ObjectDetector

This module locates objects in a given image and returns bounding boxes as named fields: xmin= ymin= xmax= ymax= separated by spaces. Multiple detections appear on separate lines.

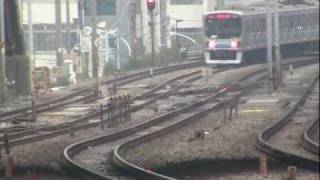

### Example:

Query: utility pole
xmin=27 ymin=0 xmax=35 ymax=103
xmin=90 ymin=0 xmax=99 ymax=97
xmin=203 ymin=0 xmax=208 ymax=13
xmin=159 ymin=0 xmax=167 ymax=51
xmin=0 ymin=0 xmax=6 ymax=104
xmin=129 ymin=0 xmax=137 ymax=58
xmin=273 ymin=0 xmax=283 ymax=88
xmin=138 ymin=0 xmax=145 ymax=58
xmin=90 ymin=0 xmax=98 ymax=78
xmin=66 ymin=0 xmax=71 ymax=54
xmin=150 ymin=11 xmax=155 ymax=68
xmin=55 ymin=0 xmax=63 ymax=66
xmin=266 ymin=0 xmax=274 ymax=93
xmin=78 ymin=0 xmax=85 ymax=29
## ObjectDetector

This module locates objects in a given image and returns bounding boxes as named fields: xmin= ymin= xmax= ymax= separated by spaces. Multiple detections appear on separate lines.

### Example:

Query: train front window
xmin=205 ymin=14 xmax=241 ymax=39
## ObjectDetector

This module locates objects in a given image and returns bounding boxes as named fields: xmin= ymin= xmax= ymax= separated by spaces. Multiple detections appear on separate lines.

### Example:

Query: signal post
xmin=147 ymin=0 xmax=156 ymax=75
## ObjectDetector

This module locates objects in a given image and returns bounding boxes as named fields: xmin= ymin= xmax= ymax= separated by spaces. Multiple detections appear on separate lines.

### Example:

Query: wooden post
xmin=127 ymin=94 xmax=131 ymax=121
xmin=289 ymin=65 xmax=294 ymax=75
xmin=100 ymin=104 xmax=104 ymax=130
xmin=259 ymin=155 xmax=268 ymax=178
xmin=113 ymin=72 xmax=118 ymax=94
xmin=107 ymin=99 xmax=112 ymax=127
xmin=3 ymin=134 xmax=9 ymax=155
xmin=5 ymin=155 xmax=13 ymax=179
xmin=229 ymin=105 xmax=233 ymax=121
xmin=119 ymin=95 xmax=123 ymax=123
xmin=287 ymin=166 xmax=297 ymax=180
xmin=223 ymin=100 xmax=227 ymax=123
xmin=110 ymin=97 xmax=115 ymax=127
xmin=0 ymin=143 xmax=2 ymax=160
xmin=31 ymin=96 xmax=37 ymax=119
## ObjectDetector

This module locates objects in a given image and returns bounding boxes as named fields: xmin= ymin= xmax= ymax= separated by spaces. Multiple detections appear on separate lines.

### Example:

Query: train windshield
xmin=205 ymin=13 xmax=241 ymax=39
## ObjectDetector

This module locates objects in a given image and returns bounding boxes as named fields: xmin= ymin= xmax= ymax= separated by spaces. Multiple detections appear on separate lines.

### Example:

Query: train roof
xmin=205 ymin=0 xmax=319 ymax=16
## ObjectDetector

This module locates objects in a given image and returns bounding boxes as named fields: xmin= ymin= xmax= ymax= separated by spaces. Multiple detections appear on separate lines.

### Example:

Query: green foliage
xmin=125 ymin=57 xmax=144 ymax=71
xmin=103 ymin=63 xmax=117 ymax=76
xmin=124 ymin=47 xmax=182 ymax=71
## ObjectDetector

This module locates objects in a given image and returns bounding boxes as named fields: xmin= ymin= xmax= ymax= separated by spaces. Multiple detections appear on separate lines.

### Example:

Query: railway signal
xmin=147 ymin=0 xmax=156 ymax=10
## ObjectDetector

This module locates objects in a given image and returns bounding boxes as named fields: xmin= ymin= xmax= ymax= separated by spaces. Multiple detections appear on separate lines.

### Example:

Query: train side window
xmin=315 ymin=12 xmax=319 ymax=28
xmin=249 ymin=19 xmax=255 ymax=35
xmin=283 ymin=14 xmax=290 ymax=31
xmin=279 ymin=15 xmax=285 ymax=30
xmin=253 ymin=19 xmax=259 ymax=34
xmin=290 ymin=15 xmax=295 ymax=29
xmin=261 ymin=18 xmax=266 ymax=32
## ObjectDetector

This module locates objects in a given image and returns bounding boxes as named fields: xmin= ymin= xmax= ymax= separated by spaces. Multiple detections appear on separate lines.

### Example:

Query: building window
xmin=170 ymin=0 xmax=203 ymax=5
xmin=97 ymin=0 xmax=116 ymax=15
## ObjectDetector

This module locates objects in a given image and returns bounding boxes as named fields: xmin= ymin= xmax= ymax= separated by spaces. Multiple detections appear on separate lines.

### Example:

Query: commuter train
xmin=204 ymin=2 xmax=319 ymax=64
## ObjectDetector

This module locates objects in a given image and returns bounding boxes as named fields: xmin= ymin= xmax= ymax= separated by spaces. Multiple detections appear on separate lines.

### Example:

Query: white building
xmin=20 ymin=0 xmax=78 ymax=25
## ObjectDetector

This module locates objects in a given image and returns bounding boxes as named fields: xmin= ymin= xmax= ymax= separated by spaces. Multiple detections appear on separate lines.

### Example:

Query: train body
xmin=203 ymin=3 xmax=319 ymax=64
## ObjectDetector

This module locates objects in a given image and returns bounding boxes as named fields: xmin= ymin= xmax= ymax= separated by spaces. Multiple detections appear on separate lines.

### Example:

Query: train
xmin=203 ymin=1 xmax=319 ymax=65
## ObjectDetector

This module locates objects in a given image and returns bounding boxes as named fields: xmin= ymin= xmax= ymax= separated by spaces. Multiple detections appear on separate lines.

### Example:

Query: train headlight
xmin=231 ymin=40 xmax=240 ymax=49
xmin=208 ymin=40 xmax=216 ymax=49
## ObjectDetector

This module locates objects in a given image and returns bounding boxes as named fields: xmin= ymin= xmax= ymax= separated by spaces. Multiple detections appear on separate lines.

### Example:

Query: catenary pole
xmin=273 ymin=0 xmax=282 ymax=87
xmin=55 ymin=0 xmax=63 ymax=66
xmin=66 ymin=0 xmax=71 ymax=54
xmin=90 ymin=0 xmax=99 ymax=97
xmin=28 ymin=0 xmax=35 ymax=102
xmin=266 ymin=0 xmax=274 ymax=93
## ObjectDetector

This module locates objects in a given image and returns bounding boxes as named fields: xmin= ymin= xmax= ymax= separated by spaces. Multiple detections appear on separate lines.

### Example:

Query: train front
xmin=204 ymin=11 xmax=242 ymax=64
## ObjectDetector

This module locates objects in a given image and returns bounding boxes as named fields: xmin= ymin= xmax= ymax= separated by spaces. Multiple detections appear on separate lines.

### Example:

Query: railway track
xmin=0 ymin=69 xmax=203 ymax=148
xmin=301 ymin=117 xmax=320 ymax=155
xmin=256 ymin=75 xmax=319 ymax=170
xmin=0 ymin=61 xmax=202 ymax=124
xmin=62 ymin=60 xmax=273 ymax=180
xmin=63 ymin=56 xmax=318 ymax=180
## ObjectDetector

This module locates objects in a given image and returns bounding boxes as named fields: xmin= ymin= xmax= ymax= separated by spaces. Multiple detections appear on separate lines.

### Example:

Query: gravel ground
xmin=117 ymin=67 xmax=201 ymax=97
xmin=164 ymin=160 xmax=319 ymax=180
xmin=122 ymin=64 xmax=319 ymax=176
xmin=182 ymin=171 xmax=319 ymax=180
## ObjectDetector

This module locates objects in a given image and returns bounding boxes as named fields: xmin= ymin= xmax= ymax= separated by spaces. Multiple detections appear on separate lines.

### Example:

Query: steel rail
xmin=0 ymin=71 xmax=202 ymax=147
xmin=64 ymin=86 xmax=228 ymax=180
xmin=64 ymin=56 xmax=317 ymax=180
xmin=63 ymin=61 xmax=269 ymax=180
xmin=112 ymin=91 xmax=251 ymax=180
xmin=301 ymin=117 xmax=319 ymax=155
xmin=0 ymin=61 xmax=203 ymax=122
xmin=111 ymin=67 xmax=273 ymax=180
xmin=255 ymin=75 xmax=320 ymax=170
xmin=113 ymin=57 xmax=319 ymax=179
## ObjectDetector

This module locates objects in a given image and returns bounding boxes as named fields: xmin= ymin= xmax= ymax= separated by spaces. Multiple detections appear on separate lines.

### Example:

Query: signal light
xmin=147 ymin=0 xmax=156 ymax=10
xmin=231 ymin=40 xmax=240 ymax=49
